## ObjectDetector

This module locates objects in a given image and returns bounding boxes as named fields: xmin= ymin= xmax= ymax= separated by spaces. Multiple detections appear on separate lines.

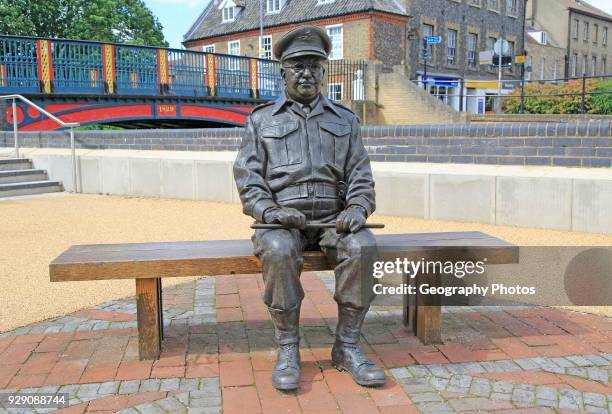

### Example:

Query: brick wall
xmin=2 ymin=120 xmax=610 ymax=168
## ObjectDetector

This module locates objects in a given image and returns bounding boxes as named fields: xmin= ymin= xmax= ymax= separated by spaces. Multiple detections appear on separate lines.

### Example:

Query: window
xmin=318 ymin=0 xmax=335 ymax=3
xmin=592 ymin=56 xmax=597 ymax=76
xmin=582 ymin=54 xmax=587 ymax=75
xmin=259 ymin=36 xmax=272 ymax=59
xmin=228 ymin=40 xmax=240 ymax=56
xmin=222 ymin=5 xmax=236 ymax=22
xmin=467 ymin=33 xmax=477 ymax=67
xmin=539 ymin=57 xmax=545 ymax=80
xmin=506 ymin=0 xmax=517 ymax=16
xmin=571 ymin=53 xmax=577 ymax=77
xmin=326 ymin=25 xmax=343 ymax=60
xmin=267 ymin=0 xmax=283 ymax=14
xmin=203 ymin=44 xmax=215 ymax=53
xmin=583 ymin=21 xmax=589 ymax=42
xmin=468 ymin=0 xmax=480 ymax=6
xmin=602 ymin=57 xmax=607 ymax=75
xmin=488 ymin=36 xmax=497 ymax=50
xmin=593 ymin=24 xmax=598 ymax=44
xmin=488 ymin=0 xmax=499 ymax=10
xmin=507 ymin=40 xmax=515 ymax=72
xmin=525 ymin=56 xmax=532 ymax=80
xmin=603 ymin=27 xmax=608 ymax=45
xmin=572 ymin=19 xmax=579 ymax=39
xmin=328 ymin=83 xmax=343 ymax=101
xmin=423 ymin=24 xmax=434 ymax=62
xmin=447 ymin=29 xmax=457 ymax=65
xmin=552 ymin=61 xmax=557 ymax=80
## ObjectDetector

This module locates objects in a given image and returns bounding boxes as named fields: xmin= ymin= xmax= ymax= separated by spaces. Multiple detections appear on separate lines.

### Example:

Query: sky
xmin=144 ymin=0 xmax=612 ymax=49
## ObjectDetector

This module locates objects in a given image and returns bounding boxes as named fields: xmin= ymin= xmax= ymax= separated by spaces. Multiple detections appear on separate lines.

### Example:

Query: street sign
xmin=515 ymin=55 xmax=526 ymax=64
xmin=426 ymin=36 xmax=442 ymax=44
xmin=479 ymin=51 xmax=494 ymax=65
xmin=493 ymin=39 xmax=510 ymax=55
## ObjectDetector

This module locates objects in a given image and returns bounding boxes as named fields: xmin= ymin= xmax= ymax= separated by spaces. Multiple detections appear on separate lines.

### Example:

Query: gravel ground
xmin=1 ymin=193 xmax=610 ymax=332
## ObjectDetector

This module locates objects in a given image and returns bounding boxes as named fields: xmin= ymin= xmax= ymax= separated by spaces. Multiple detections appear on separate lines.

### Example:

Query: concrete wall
xmin=7 ymin=147 xmax=611 ymax=234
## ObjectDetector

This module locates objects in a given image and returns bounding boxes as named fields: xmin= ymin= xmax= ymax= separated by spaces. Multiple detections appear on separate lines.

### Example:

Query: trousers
xmin=252 ymin=227 xmax=378 ymax=312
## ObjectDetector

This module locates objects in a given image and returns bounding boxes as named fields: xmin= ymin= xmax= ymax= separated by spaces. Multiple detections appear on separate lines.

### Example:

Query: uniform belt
xmin=274 ymin=183 xmax=338 ymax=202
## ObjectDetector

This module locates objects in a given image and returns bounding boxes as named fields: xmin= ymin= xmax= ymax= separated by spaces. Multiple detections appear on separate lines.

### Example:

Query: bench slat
xmin=50 ymin=232 xmax=518 ymax=282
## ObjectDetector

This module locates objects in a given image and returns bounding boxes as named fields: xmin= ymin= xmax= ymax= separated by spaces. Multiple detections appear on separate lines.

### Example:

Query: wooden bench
xmin=49 ymin=231 xmax=518 ymax=360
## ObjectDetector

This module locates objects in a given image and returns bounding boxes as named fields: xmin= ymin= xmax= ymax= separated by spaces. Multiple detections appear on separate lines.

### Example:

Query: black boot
xmin=269 ymin=306 xmax=301 ymax=390
xmin=332 ymin=305 xmax=386 ymax=387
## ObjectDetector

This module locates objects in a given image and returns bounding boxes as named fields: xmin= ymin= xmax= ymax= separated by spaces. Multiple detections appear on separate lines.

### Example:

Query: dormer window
xmin=222 ymin=5 xmax=236 ymax=22
xmin=267 ymin=0 xmax=285 ymax=14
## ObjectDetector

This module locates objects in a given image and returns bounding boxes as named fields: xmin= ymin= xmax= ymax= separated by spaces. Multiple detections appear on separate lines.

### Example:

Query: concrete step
xmin=0 ymin=169 xmax=48 ymax=184
xmin=0 ymin=180 xmax=63 ymax=198
xmin=0 ymin=158 xmax=32 ymax=171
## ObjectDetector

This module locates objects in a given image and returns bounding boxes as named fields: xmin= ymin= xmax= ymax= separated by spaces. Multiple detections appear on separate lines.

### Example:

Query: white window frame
xmin=552 ymin=61 xmax=557 ymax=80
xmin=539 ymin=57 xmax=545 ymax=80
xmin=228 ymin=40 xmax=240 ymax=56
xmin=259 ymin=35 xmax=272 ymax=59
xmin=467 ymin=33 xmax=477 ymax=67
xmin=591 ymin=56 xmax=597 ymax=76
xmin=582 ymin=54 xmax=587 ymax=75
xmin=593 ymin=24 xmax=598 ymax=44
xmin=572 ymin=19 xmax=579 ymax=39
xmin=506 ymin=0 xmax=517 ymax=16
xmin=202 ymin=44 xmax=215 ymax=53
xmin=583 ymin=21 xmax=589 ymax=42
xmin=266 ymin=0 xmax=283 ymax=14
xmin=326 ymin=24 xmax=343 ymax=60
xmin=446 ymin=29 xmax=457 ymax=65
xmin=327 ymin=82 xmax=343 ymax=101
xmin=571 ymin=53 xmax=577 ymax=77
xmin=602 ymin=57 xmax=607 ymax=75
xmin=222 ymin=6 xmax=236 ymax=23
xmin=603 ymin=27 xmax=608 ymax=46
xmin=488 ymin=0 xmax=499 ymax=11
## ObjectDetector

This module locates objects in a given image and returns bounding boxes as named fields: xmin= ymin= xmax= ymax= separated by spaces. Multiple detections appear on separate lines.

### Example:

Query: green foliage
xmin=0 ymin=0 xmax=167 ymax=47
xmin=504 ymin=78 xmax=612 ymax=115
xmin=590 ymin=79 xmax=612 ymax=115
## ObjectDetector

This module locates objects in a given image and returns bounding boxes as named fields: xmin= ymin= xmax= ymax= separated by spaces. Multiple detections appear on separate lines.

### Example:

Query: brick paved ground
xmin=1 ymin=273 xmax=611 ymax=414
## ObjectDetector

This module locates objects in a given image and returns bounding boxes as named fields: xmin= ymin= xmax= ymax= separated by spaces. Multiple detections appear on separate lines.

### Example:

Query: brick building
xmin=182 ymin=0 xmax=527 ymax=116
xmin=183 ymin=1 xmax=408 ymax=62
xmin=524 ymin=29 xmax=567 ymax=81
xmin=397 ymin=0 xmax=526 ymax=113
xmin=526 ymin=0 xmax=611 ymax=78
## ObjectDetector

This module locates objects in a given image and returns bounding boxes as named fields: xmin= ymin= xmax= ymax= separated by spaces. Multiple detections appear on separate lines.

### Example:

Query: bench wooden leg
xmin=414 ymin=271 xmax=442 ymax=344
xmin=136 ymin=278 xmax=163 ymax=360
xmin=402 ymin=272 xmax=417 ymax=331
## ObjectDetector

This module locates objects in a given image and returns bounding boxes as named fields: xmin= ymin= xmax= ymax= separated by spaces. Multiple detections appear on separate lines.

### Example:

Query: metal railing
xmin=327 ymin=60 xmax=368 ymax=101
xmin=1 ymin=94 xmax=80 ymax=192
xmin=0 ymin=34 xmax=283 ymax=99
xmin=412 ymin=74 xmax=612 ymax=114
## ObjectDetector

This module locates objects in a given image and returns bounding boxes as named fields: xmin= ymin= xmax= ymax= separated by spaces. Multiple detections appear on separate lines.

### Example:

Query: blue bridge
xmin=0 ymin=35 xmax=283 ymax=130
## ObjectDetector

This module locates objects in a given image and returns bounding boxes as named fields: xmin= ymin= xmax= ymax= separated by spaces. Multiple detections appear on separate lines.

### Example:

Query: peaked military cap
xmin=273 ymin=26 xmax=331 ymax=61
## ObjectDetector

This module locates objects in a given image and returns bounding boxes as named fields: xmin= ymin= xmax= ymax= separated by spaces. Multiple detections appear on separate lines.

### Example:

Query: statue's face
xmin=281 ymin=56 xmax=326 ymax=104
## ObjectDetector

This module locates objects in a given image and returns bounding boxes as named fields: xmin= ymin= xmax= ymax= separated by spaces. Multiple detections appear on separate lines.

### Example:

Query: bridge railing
xmin=0 ymin=35 xmax=283 ymax=100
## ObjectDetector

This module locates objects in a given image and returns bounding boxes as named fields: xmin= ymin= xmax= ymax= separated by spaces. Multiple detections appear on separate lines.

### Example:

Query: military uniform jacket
xmin=233 ymin=93 xmax=376 ymax=222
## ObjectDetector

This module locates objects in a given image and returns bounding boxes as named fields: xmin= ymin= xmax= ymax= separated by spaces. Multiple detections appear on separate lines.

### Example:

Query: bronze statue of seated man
xmin=233 ymin=25 xmax=385 ymax=391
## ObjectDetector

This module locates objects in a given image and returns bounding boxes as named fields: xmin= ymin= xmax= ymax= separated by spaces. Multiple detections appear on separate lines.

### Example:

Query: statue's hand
xmin=263 ymin=207 xmax=307 ymax=229
xmin=336 ymin=206 xmax=367 ymax=234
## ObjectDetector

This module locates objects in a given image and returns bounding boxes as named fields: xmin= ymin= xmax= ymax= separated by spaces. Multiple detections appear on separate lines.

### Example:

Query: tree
xmin=0 ymin=0 xmax=168 ymax=47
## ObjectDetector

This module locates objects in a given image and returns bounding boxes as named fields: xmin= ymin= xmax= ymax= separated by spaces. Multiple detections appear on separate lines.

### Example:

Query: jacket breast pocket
xmin=319 ymin=121 xmax=351 ymax=169
xmin=261 ymin=120 xmax=302 ymax=169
